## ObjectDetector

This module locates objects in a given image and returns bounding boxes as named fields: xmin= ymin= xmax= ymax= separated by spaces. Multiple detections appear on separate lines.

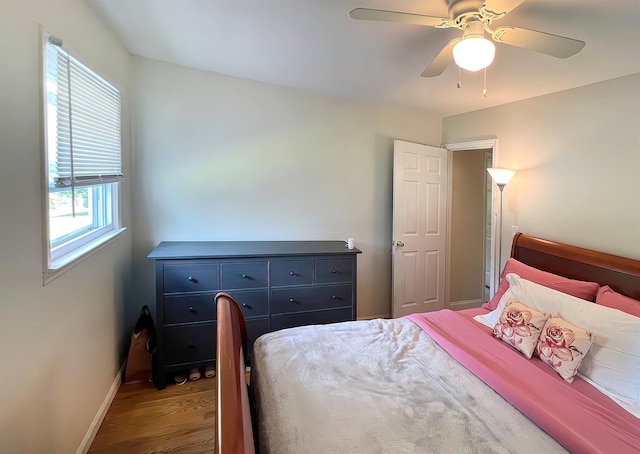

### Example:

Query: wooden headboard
xmin=216 ymin=234 xmax=640 ymax=454
xmin=511 ymin=233 xmax=640 ymax=300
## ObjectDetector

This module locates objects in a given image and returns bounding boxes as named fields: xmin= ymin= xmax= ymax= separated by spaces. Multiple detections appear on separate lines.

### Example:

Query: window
xmin=42 ymin=34 xmax=124 ymax=279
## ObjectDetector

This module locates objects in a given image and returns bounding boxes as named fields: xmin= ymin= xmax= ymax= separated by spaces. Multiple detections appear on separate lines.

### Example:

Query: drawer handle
xmin=331 ymin=269 xmax=337 ymax=274
xmin=242 ymin=303 xmax=251 ymax=309
xmin=289 ymin=298 xmax=297 ymax=304
xmin=188 ymin=306 xmax=196 ymax=313
xmin=187 ymin=276 xmax=198 ymax=283
xmin=188 ymin=342 xmax=196 ymax=348
xmin=289 ymin=271 xmax=296 ymax=276
xmin=242 ymin=274 xmax=249 ymax=279
xmin=332 ymin=295 xmax=338 ymax=300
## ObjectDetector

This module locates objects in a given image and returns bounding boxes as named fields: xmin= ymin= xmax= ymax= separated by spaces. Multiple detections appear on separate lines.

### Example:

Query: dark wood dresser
xmin=147 ymin=241 xmax=361 ymax=389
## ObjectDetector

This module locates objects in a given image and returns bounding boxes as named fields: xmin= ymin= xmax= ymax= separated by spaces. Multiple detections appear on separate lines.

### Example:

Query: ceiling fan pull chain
xmin=483 ymin=67 xmax=488 ymax=97
xmin=457 ymin=65 xmax=462 ymax=88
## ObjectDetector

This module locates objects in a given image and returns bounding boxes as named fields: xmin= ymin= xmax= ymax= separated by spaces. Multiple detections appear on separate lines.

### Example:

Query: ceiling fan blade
xmin=483 ymin=0 xmax=525 ymax=15
xmin=349 ymin=8 xmax=448 ymax=27
xmin=493 ymin=26 xmax=585 ymax=58
xmin=421 ymin=38 xmax=460 ymax=78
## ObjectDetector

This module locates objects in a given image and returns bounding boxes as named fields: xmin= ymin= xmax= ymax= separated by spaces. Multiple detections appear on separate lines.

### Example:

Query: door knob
xmin=395 ymin=240 xmax=405 ymax=247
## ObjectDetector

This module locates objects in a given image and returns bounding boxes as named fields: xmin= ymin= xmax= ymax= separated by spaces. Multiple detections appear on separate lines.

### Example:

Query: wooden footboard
xmin=215 ymin=292 xmax=255 ymax=454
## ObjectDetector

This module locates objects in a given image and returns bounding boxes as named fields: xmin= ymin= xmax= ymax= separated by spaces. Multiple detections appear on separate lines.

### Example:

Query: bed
xmin=215 ymin=233 xmax=640 ymax=453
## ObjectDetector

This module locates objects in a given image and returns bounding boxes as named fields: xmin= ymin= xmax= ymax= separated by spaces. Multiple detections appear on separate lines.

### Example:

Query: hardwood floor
xmin=89 ymin=376 xmax=217 ymax=453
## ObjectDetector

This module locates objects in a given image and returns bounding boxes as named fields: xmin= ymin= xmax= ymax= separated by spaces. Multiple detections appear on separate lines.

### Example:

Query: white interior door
xmin=392 ymin=140 xmax=448 ymax=317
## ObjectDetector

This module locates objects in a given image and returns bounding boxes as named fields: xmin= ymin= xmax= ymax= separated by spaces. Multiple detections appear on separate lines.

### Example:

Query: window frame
xmin=40 ymin=29 xmax=125 ymax=284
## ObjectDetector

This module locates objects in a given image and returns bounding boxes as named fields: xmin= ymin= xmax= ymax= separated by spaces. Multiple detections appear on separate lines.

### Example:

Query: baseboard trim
xmin=76 ymin=361 xmax=125 ymax=454
xmin=449 ymin=299 xmax=484 ymax=311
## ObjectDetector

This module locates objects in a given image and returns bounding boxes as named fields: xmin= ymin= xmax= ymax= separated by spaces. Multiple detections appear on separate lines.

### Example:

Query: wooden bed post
xmin=215 ymin=292 xmax=255 ymax=454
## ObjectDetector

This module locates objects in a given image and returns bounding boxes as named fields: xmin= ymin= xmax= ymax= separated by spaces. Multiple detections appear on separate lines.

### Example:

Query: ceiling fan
xmin=350 ymin=0 xmax=585 ymax=78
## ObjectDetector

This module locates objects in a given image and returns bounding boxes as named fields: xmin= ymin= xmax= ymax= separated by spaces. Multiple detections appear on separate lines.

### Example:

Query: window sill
xmin=43 ymin=227 xmax=127 ymax=285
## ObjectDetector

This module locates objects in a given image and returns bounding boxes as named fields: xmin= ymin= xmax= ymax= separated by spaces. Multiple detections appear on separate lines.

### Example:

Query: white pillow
xmin=473 ymin=288 xmax=526 ymax=329
xmin=474 ymin=280 xmax=520 ymax=329
xmin=478 ymin=273 xmax=640 ymax=417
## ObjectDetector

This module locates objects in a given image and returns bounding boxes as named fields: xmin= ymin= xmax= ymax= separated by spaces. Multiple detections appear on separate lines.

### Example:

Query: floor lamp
xmin=487 ymin=168 xmax=516 ymax=274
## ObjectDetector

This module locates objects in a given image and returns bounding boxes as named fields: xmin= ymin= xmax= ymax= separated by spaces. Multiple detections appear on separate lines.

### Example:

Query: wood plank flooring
xmin=89 ymin=376 xmax=217 ymax=454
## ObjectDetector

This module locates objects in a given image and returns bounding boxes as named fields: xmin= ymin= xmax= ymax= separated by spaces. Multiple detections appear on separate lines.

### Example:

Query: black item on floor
xmin=124 ymin=305 xmax=157 ymax=384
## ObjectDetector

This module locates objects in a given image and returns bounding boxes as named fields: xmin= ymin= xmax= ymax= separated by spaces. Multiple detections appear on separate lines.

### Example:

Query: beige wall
xmin=450 ymin=150 xmax=487 ymax=305
xmin=130 ymin=57 xmax=442 ymax=319
xmin=0 ymin=1 xmax=132 ymax=452
xmin=443 ymin=74 xmax=640 ymax=264
xmin=1 ymin=4 xmax=637 ymax=449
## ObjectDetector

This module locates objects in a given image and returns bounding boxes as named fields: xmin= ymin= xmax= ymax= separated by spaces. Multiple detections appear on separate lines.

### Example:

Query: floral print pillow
xmin=536 ymin=317 xmax=597 ymax=383
xmin=493 ymin=301 xmax=551 ymax=359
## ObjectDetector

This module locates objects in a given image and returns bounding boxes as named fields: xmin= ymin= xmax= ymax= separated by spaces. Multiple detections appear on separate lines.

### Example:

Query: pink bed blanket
xmin=407 ymin=309 xmax=640 ymax=454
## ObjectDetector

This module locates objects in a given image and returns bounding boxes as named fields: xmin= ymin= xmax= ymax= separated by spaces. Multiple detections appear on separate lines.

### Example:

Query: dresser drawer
xmin=164 ymin=323 xmax=216 ymax=366
xmin=271 ymin=307 xmax=353 ymax=331
xmin=271 ymin=260 xmax=314 ymax=287
xmin=246 ymin=318 xmax=270 ymax=345
xmin=164 ymin=263 xmax=219 ymax=293
xmin=227 ymin=290 xmax=268 ymax=318
xmin=221 ymin=261 xmax=268 ymax=289
xmin=245 ymin=317 xmax=269 ymax=362
xmin=164 ymin=294 xmax=216 ymax=325
xmin=271 ymin=284 xmax=352 ymax=314
xmin=316 ymin=258 xmax=353 ymax=283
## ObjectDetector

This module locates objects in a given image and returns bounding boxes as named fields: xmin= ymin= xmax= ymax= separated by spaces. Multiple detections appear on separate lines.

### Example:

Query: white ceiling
xmin=88 ymin=0 xmax=640 ymax=117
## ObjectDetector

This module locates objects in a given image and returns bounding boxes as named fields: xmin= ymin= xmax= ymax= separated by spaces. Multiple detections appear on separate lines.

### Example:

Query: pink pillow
xmin=483 ymin=258 xmax=600 ymax=310
xmin=492 ymin=301 xmax=551 ymax=359
xmin=536 ymin=316 xmax=596 ymax=383
xmin=596 ymin=286 xmax=640 ymax=317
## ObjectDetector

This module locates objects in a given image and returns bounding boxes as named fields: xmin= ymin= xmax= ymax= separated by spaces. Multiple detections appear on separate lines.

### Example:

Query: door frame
xmin=444 ymin=138 xmax=500 ymax=304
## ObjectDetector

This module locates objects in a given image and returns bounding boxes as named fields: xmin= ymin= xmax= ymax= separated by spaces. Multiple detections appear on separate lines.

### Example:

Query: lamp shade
xmin=487 ymin=168 xmax=516 ymax=186
xmin=453 ymin=37 xmax=495 ymax=72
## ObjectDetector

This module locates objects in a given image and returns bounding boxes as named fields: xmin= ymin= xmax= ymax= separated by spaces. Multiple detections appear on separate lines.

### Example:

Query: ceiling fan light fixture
xmin=453 ymin=35 xmax=495 ymax=72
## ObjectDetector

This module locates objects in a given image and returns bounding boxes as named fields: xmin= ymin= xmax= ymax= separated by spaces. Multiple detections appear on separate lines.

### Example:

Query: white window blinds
xmin=45 ymin=37 xmax=123 ymax=189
